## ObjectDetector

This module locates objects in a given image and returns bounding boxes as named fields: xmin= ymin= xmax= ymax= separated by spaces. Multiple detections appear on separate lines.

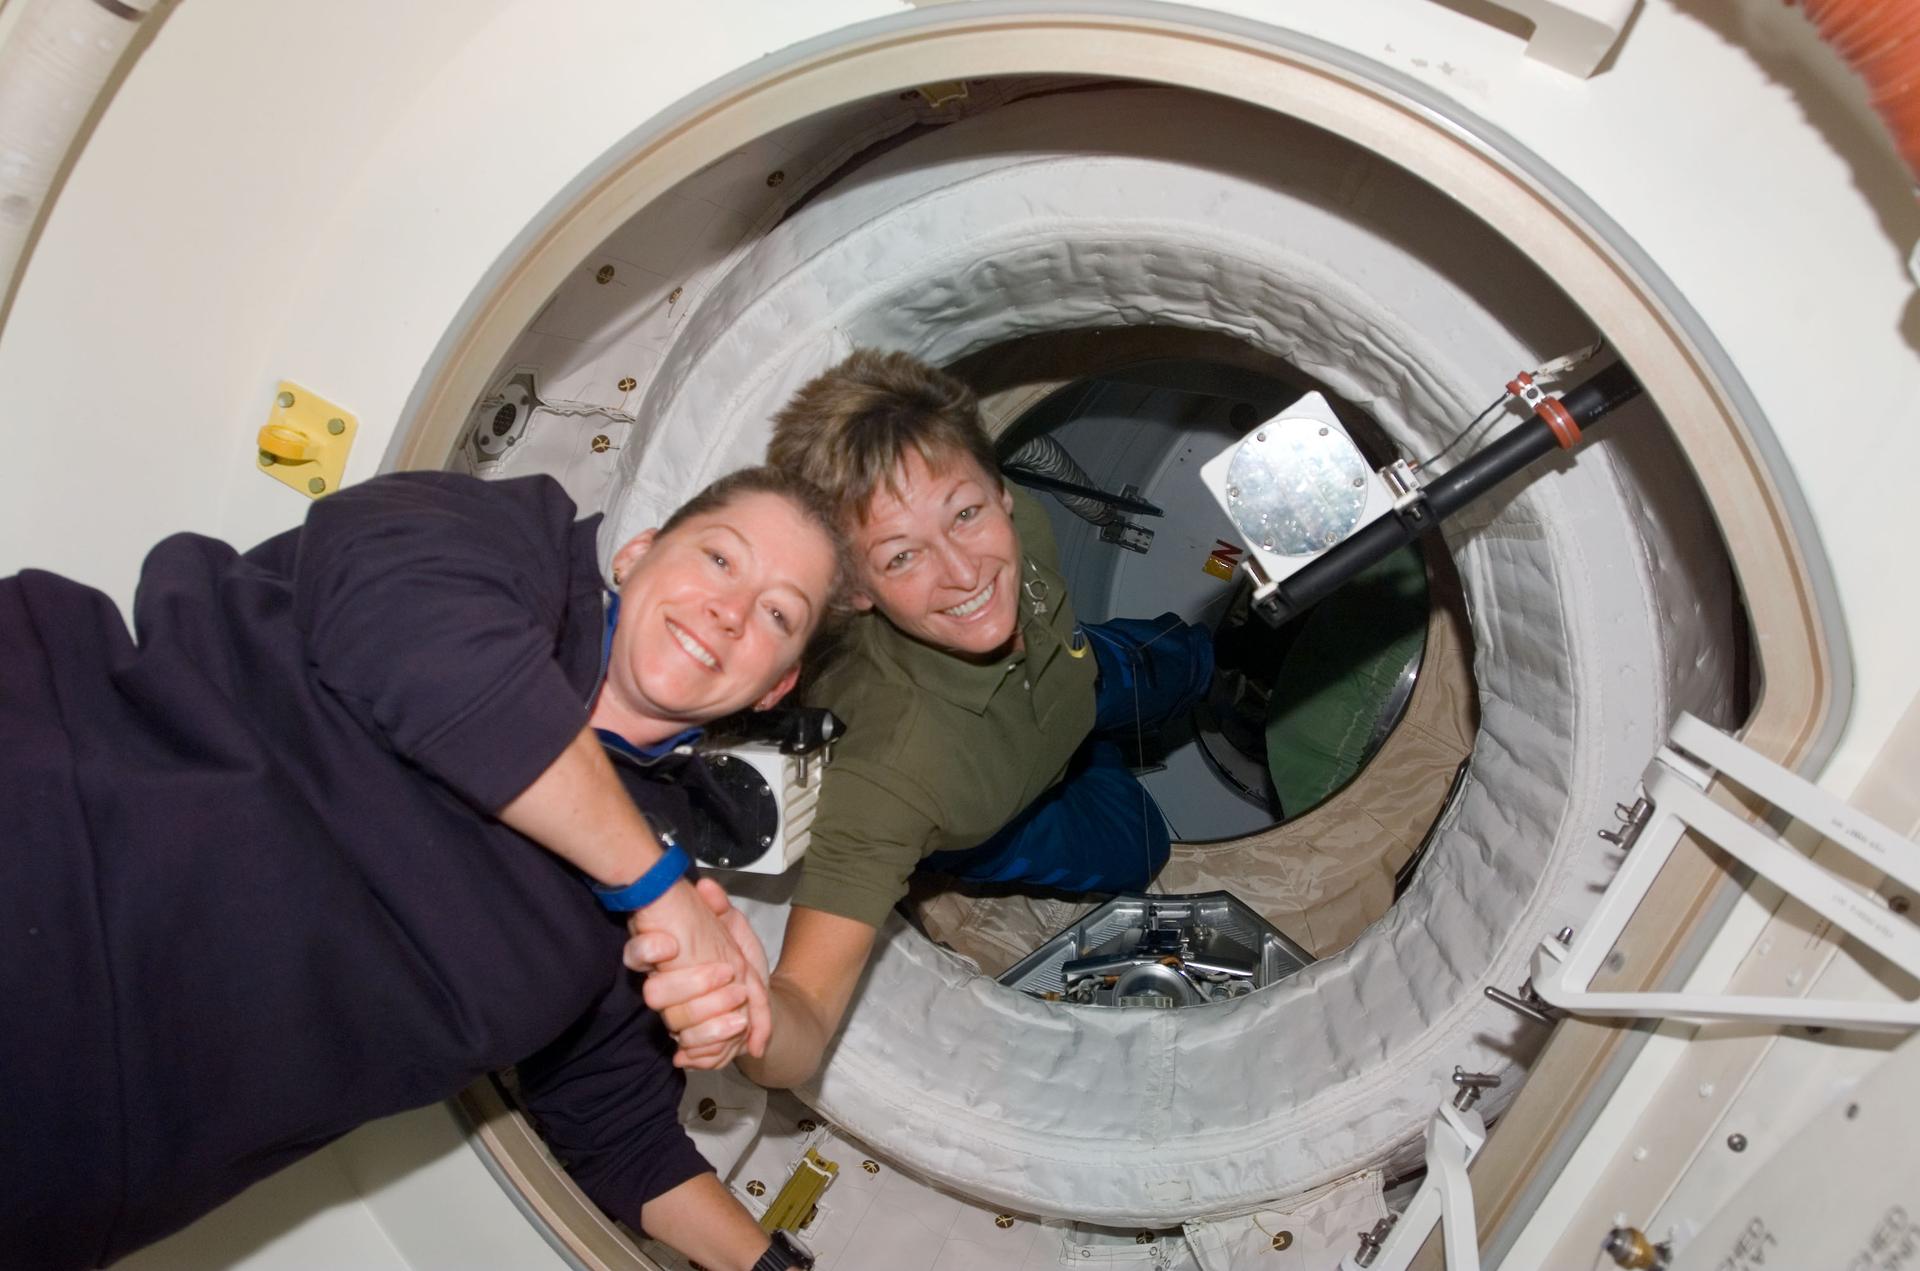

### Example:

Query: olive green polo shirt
xmin=791 ymin=488 xmax=1099 ymax=928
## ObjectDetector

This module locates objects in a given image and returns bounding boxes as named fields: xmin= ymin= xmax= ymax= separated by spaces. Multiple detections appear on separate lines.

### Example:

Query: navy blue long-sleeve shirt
xmin=0 ymin=472 xmax=709 ymax=1268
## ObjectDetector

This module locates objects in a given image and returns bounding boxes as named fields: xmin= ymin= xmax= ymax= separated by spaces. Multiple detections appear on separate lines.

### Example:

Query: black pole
xmin=1253 ymin=361 xmax=1643 ymax=626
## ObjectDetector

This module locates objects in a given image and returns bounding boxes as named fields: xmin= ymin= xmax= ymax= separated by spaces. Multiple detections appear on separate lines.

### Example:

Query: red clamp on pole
xmin=1506 ymin=370 xmax=1582 ymax=450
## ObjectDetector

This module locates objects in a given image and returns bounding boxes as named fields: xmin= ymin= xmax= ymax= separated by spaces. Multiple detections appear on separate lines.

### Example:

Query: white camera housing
xmin=1197 ymin=392 xmax=1403 ymax=590
xmin=703 ymin=743 xmax=826 ymax=875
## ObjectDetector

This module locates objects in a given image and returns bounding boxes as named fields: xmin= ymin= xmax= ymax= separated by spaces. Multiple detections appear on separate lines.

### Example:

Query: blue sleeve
xmin=515 ymin=972 xmax=714 ymax=1225
xmin=288 ymin=471 xmax=593 ymax=812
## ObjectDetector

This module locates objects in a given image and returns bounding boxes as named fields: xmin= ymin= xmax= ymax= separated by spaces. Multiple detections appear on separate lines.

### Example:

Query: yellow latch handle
xmin=257 ymin=424 xmax=314 ymax=463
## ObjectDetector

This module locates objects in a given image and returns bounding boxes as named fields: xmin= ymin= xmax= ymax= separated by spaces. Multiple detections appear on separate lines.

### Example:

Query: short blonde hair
xmin=766 ymin=349 xmax=999 ymax=525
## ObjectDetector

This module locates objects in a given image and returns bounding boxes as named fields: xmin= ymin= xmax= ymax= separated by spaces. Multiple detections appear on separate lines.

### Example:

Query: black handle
xmin=1253 ymin=361 xmax=1643 ymax=626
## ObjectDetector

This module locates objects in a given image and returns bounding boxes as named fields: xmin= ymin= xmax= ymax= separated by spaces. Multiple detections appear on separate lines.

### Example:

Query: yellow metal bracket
xmin=256 ymin=381 xmax=357 ymax=499
xmin=914 ymin=80 xmax=969 ymax=109
xmin=758 ymin=1147 xmax=838 ymax=1233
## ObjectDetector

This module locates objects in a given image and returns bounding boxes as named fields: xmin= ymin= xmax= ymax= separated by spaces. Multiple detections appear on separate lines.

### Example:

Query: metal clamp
xmin=1597 ymin=795 xmax=1653 ymax=849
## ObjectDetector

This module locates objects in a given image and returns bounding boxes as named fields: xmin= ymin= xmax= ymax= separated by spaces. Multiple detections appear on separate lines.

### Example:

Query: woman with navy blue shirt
xmin=0 ymin=466 xmax=840 ymax=1271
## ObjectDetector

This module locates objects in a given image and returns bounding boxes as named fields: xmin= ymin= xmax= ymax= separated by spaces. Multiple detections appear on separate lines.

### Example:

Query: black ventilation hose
xmin=1253 ymin=361 xmax=1644 ymax=627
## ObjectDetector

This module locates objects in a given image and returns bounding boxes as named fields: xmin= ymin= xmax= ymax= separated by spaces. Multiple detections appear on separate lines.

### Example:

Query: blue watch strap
xmin=593 ymin=839 xmax=691 ymax=912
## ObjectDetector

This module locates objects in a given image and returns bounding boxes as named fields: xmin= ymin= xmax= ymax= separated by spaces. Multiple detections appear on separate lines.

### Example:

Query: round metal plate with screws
xmin=1223 ymin=416 xmax=1371 ymax=557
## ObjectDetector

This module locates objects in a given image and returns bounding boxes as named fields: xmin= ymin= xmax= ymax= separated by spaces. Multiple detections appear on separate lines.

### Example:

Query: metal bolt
xmin=1271 ymin=1230 xmax=1293 ymax=1251
xmin=994 ymin=1215 xmax=1015 ymax=1229
xmin=759 ymin=834 xmax=773 ymax=847
xmin=591 ymin=435 xmax=611 ymax=453
xmin=276 ymin=390 xmax=296 ymax=409
xmin=595 ymin=264 xmax=615 ymax=284
xmin=1318 ymin=426 xmax=1329 ymax=436
xmin=697 ymin=1098 xmax=718 ymax=1122
xmin=307 ymin=478 xmax=326 ymax=494
xmin=1557 ymin=926 xmax=1576 ymax=943
xmin=617 ymin=376 xmax=637 ymax=392
xmin=1353 ymin=477 xmax=1365 ymax=487
xmin=797 ymin=1118 xmax=817 ymax=1133
xmin=745 ymin=1180 xmax=765 ymax=1197
xmin=1324 ymin=531 xmax=1340 ymax=545
xmin=1452 ymin=1067 xmax=1501 ymax=1110
xmin=1892 ymin=895 xmax=1911 ymax=914
xmin=1226 ymin=485 xmax=1239 ymax=498
xmin=767 ymin=169 xmax=786 ymax=187
xmin=861 ymin=1159 xmax=879 ymax=1175
xmin=1601 ymin=1226 xmax=1666 ymax=1270
xmin=1355 ymin=1217 xmax=1395 ymax=1267
xmin=1727 ymin=1132 xmax=1747 ymax=1152
xmin=669 ymin=285 xmax=683 ymax=303
xmin=1134 ymin=1231 xmax=1153 ymax=1245
xmin=324 ymin=417 xmax=343 ymax=435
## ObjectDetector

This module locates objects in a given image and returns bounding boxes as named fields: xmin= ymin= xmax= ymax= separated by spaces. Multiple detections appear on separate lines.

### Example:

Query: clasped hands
xmin=624 ymin=877 xmax=771 ymax=1070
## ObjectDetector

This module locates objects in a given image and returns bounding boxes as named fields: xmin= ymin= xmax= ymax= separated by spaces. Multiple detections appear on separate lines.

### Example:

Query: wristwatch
xmin=749 ymin=1228 xmax=815 ymax=1270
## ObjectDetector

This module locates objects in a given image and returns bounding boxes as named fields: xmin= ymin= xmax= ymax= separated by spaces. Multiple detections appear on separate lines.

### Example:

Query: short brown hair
xmin=766 ymin=349 xmax=999 ymax=525
xmin=659 ymin=465 xmax=853 ymax=656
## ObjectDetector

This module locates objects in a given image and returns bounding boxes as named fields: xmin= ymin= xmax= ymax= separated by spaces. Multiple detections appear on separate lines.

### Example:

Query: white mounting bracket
xmin=1532 ymin=711 xmax=1920 ymax=1030
xmin=1445 ymin=0 xmax=1639 ymax=78
xmin=1340 ymin=1099 xmax=1488 ymax=1271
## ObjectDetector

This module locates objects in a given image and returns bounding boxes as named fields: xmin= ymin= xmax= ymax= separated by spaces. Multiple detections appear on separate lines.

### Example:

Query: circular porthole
xmin=388 ymin=9 xmax=1832 ymax=1260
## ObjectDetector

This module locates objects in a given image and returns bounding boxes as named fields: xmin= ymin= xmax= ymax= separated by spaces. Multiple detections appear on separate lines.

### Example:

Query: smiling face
xmin=592 ymin=490 xmax=838 ymax=745
xmin=851 ymin=447 xmax=1022 ymax=660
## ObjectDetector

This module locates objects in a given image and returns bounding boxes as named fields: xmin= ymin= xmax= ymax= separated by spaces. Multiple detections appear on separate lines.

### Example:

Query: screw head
xmin=1892 ymin=895 xmax=1911 ymax=914
xmin=326 ymin=417 xmax=346 ymax=435
xmin=861 ymin=1160 xmax=879 ymax=1175
xmin=595 ymin=264 xmax=615 ymax=284
xmin=697 ymin=1098 xmax=718 ymax=1122
xmin=1353 ymin=477 xmax=1365 ymax=487
xmin=797 ymin=1118 xmax=817 ymax=1133
xmin=1134 ymin=1231 xmax=1153 ymax=1245
xmin=276 ymin=390 xmax=296 ymax=409
xmin=1727 ymin=1132 xmax=1747 ymax=1152
xmin=1319 ymin=426 xmax=1329 ymax=436
xmin=617 ymin=376 xmax=637 ymax=392
xmin=1255 ymin=431 xmax=1267 ymax=443
xmin=1271 ymin=1230 xmax=1293 ymax=1251
xmin=995 ymin=1215 xmax=1015 ymax=1229
xmin=669 ymin=285 xmax=684 ymax=303
xmin=591 ymin=435 xmax=611 ymax=454
xmin=767 ymin=169 xmax=786 ymax=187
xmin=258 ymin=451 xmax=274 ymax=467
xmin=307 ymin=478 xmax=326 ymax=494
xmin=744 ymin=1180 xmax=765 ymax=1197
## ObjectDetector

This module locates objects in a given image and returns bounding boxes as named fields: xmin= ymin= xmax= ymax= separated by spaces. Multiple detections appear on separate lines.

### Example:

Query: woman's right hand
xmin=627 ymin=878 xmax=772 ymax=1068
